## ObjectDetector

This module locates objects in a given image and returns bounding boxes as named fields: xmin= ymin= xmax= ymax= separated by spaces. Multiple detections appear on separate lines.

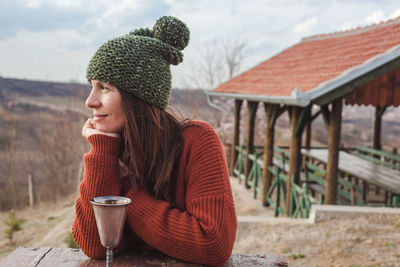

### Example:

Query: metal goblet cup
xmin=90 ymin=196 xmax=131 ymax=267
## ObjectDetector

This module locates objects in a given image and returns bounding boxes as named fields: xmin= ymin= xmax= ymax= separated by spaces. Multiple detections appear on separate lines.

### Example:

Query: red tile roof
xmin=211 ymin=18 xmax=400 ymax=106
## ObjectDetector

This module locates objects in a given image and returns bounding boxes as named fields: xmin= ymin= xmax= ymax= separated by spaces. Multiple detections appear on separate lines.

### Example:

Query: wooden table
xmin=0 ymin=247 xmax=288 ymax=267
xmin=301 ymin=149 xmax=400 ymax=195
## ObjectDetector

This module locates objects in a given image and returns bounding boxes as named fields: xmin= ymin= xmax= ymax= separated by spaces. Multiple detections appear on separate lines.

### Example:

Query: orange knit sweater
xmin=72 ymin=120 xmax=237 ymax=266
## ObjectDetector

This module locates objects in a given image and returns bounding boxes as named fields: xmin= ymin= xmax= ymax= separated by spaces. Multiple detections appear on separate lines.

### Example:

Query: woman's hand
xmin=82 ymin=118 xmax=121 ymax=139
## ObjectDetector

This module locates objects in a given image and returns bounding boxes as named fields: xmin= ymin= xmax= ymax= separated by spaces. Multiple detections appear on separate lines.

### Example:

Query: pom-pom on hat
xmin=86 ymin=16 xmax=190 ymax=110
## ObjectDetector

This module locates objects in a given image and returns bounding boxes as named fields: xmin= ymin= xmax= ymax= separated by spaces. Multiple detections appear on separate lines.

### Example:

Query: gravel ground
xmin=230 ymin=177 xmax=400 ymax=267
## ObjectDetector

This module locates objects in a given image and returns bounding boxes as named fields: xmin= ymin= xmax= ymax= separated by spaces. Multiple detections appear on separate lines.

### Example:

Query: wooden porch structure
xmin=206 ymin=18 xmax=400 ymax=216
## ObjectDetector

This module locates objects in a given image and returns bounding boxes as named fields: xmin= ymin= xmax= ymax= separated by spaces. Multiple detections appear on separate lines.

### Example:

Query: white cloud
xmin=365 ymin=10 xmax=385 ymax=24
xmin=18 ymin=0 xmax=95 ymax=9
xmin=22 ymin=0 xmax=41 ymax=8
xmin=365 ymin=8 xmax=400 ymax=25
xmin=293 ymin=17 xmax=319 ymax=34
xmin=388 ymin=8 xmax=400 ymax=20
xmin=0 ymin=29 xmax=93 ymax=82
xmin=85 ymin=0 xmax=142 ymax=29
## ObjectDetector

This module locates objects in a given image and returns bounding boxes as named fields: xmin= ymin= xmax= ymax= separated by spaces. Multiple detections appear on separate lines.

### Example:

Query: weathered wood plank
xmin=36 ymin=247 xmax=89 ymax=266
xmin=224 ymin=254 xmax=288 ymax=267
xmin=0 ymin=247 xmax=51 ymax=267
xmin=302 ymin=149 xmax=400 ymax=195
xmin=1 ymin=247 xmax=288 ymax=267
xmin=112 ymin=250 xmax=168 ymax=267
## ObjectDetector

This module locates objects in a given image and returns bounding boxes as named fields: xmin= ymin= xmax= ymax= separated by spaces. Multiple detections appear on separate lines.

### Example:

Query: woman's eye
xmin=101 ymin=85 xmax=109 ymax=91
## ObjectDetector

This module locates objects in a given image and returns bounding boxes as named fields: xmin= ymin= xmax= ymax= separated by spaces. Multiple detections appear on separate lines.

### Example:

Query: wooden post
xmin=286 ymin=106 xmax=302 ymax=216
xmin=324 ymin=98 xmax=343 ymax=205
xmin=262 ymin=104 xmax=276 ymax=206
xmin=305 ymin=117 xmax=312 ymax=149
xmin=244 ymin=101 xmax=258 ymax=188
xmin=76 ymin=161 xmax=84 ymax=194
xmin=230 ymin=99 xmax=243 ymax=174
xmin=28 ymin=174 xmax=34 ymax=208
xmin=373 ymin=106 xmax=386 ymax=150
xmin=373 ymin=106 xmax=385 ymax=195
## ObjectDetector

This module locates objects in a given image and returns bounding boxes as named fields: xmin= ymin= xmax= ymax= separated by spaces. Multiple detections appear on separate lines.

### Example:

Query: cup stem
xmin=106 ymin=247 xmax=113 ymax=267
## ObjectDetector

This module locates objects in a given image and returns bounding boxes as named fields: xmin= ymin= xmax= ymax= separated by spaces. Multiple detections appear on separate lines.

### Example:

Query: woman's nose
xmin=85 ymin=90 xmax=101 ymax=108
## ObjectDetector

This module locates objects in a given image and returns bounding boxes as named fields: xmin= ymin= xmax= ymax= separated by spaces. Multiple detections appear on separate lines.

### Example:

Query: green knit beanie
xmin=86 ymin=16 xmax=190 ymax=109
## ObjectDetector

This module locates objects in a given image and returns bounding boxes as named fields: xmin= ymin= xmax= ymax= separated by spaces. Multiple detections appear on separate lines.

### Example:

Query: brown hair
xmin=119 ymin=89 xmax=185 ymax=206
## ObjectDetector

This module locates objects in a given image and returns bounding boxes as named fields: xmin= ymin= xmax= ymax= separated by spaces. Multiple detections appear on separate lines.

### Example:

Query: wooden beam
xmin=295 ymin=105 xmax=312 ymax=138
xmin=373 ymin=106 xmax=387 ymax=150
xmin=262 ymin=103 xmax=277 ymax=206
xmin=286 ymin=106 xmax=302 ymax=216
xmin=269 ymin=105 xmax=287 ymax=129
xmin=276 ymin=105 xmax=288 ymax=118
xmin=230 ymin=99 xmax=243 ymax=174
xmin=269 ymin=105 xmax=278 ymax=129
xmin=287 ymin=107 xmax=292 ymax=123
xmin=324 ymin=98 xmax=343 ymax=204
xmin=245 ymin=101 xmax=258 ymax=188
xmin=313 ymin=57 xmax=400 ymax=106
xmin=320 ymin=105 xmax=331 ymax=132
xmin=311 ymin=109 xmax=321 ymax=122
xmin=305 ymin=106 xmax=312 ymax=149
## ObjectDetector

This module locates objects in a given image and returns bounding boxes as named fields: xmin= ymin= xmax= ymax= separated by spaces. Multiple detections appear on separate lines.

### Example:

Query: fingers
xmin=83 ymin=128 xmax=120 ymax=139
xmin=84 ymin=118 xmax=95 ymax=129
xmin=82 ymin=118 xmax=95 ymax=138
xmin=82 ymin=118 xmax=121 ymax=139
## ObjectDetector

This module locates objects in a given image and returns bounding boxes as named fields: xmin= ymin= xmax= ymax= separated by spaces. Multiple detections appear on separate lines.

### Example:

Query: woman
xmin=72 ymin=16 xmax=237 ymax=266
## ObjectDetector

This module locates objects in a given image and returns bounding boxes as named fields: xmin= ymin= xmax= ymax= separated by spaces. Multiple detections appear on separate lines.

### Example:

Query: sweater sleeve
xmin=72 ymin=134 xmax=122 ymax=258
xmin=124 ymin=123 xmax=237 ymax=266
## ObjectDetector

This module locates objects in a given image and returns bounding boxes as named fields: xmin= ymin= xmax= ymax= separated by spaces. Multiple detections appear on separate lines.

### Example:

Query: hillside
xmin=0 ymin=77 xmax=86 ymax=97
xmin=1 ymin=76 xmax=400 ymax=211
xmin=0 ymin=76 xmax=208 ymax=110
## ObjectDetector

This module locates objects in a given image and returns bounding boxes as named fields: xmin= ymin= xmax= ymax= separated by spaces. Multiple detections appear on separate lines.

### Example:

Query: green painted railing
xmin=266 ymin=166 xmax=316 ymax=218
xmin=305 ymin=162 xmax=365 ymax=205
xmin=247 ymin=150 xmax=263 ymax=199
xmin=354 ymin=146 xmax=400 ymax=171
xmin=233 ymin=145 xmax=246 ymax=183
xmin=232 ymin=145 xmax=400 ymax=218
xmin=233 ymin=145 xmax=316 ymax=218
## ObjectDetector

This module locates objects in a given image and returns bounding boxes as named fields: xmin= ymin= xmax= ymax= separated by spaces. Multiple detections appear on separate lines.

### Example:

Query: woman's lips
xmin=93 ymin=115 xmax=108 ymax=122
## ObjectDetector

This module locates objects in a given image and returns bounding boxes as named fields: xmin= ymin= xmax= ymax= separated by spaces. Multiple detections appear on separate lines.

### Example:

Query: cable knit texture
xmin=72 ymin=120 xmax=237 ymax=266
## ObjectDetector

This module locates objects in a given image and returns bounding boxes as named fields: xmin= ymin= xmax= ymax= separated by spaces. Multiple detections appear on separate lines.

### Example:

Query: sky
xmin=0 ymin=0 xmax=399 ymax=88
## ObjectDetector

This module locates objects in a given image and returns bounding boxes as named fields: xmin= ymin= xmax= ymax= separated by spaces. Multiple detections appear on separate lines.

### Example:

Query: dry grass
xmin=0 ymin=194 xmax=76 ymax=260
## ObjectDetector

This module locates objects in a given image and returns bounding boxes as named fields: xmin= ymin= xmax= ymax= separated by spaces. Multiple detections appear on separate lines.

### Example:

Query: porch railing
xmin=232 ymin=145 xmax=399 ymax=218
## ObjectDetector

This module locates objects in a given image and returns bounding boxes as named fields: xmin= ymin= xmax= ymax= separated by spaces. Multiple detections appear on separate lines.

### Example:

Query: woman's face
xmin=86 ymin=80 xmax=126 ymax=133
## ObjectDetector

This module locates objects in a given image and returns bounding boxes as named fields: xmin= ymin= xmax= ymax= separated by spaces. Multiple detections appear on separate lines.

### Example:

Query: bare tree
xmin=32 ymin=113 xmax=87 ymax=202
xmin=0 ymin=120 xmax=26 ymax=210
xmin=187 ymin=38 xmax=248 ymax=90
xmin=5 ymin=126 xmax=17 ymax=209
xmin=223 ymin=39 xmax=247 ymax=80
xmin=183 ymin=38 xmax=248 ymax=144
